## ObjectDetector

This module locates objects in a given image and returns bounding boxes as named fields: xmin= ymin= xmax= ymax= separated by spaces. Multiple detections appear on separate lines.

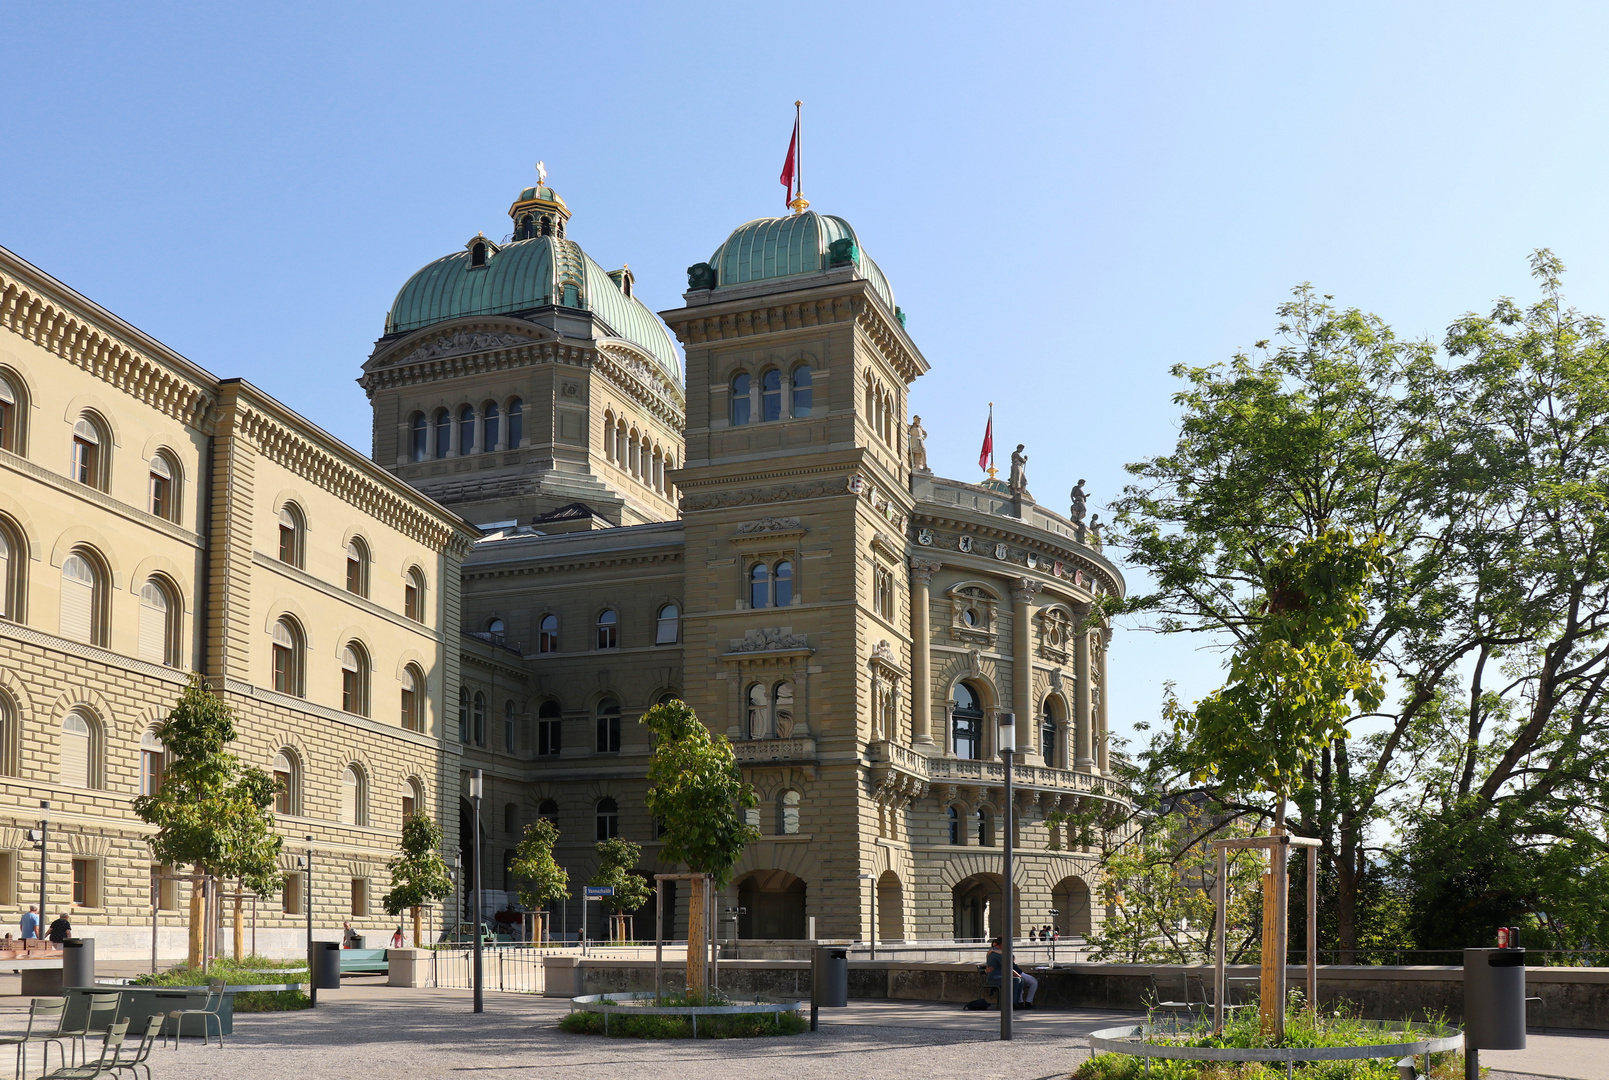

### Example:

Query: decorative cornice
xmin=682 ymin=475 xmax=851 ymax=513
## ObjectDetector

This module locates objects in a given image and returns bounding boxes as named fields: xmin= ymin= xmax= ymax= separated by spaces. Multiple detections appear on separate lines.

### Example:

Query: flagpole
xmin=795 ymin=100 xmax=803 ymax=203
xmin=988 ymin=403 xmax=998 ymax=480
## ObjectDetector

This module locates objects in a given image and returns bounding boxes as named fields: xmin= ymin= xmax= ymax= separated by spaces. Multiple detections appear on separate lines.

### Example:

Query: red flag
xmin=780 ymin=114 xmax=799 ymax=208
xmin=978 ymin=410 xmax=993 ymax=472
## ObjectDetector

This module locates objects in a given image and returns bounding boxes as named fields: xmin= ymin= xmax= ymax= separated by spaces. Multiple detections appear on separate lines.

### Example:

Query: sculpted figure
xmin=1009 ymin=444 xmax=1028 ymax=495
xmin=1069 ymin=479 xmax=1088 ymax=525
xmin=1089 ymin=513 xmax=1104 ymax=550
xmin=908 ymin=416 xmax=930 ymax=472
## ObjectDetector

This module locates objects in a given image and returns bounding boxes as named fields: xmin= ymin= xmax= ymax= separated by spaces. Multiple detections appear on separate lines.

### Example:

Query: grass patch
xmin=130 ymin=955 xmax=311 ymax=1012
xmin=559 ymin=997 xmax=808 ymax=1039
xmin=1073 ymin=1052 xmax=1467 ymax=1080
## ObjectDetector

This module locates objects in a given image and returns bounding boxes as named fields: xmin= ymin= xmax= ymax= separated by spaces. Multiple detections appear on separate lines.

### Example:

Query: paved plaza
xmin=0 ymin=981 xmax=1599 ymax=1080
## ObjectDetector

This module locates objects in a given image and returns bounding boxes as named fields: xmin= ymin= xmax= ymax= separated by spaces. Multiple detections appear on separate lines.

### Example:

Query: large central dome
xmin=384 ymin=186 xmax=681 ymax=385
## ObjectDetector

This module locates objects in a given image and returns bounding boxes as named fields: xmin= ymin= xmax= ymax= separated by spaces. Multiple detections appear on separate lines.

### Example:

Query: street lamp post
xmin=37 ymin=801 xmax=49 ymax=935
xmin=999 ymin=712 xmax=1016 ymax=1042
xmin=1048 ymin=908 xmax=1060 ymax=965
xmin=469 ymin=769 xmax=484 ymax=1014
xmin=304 ymin=836 xmax=314 ymax=949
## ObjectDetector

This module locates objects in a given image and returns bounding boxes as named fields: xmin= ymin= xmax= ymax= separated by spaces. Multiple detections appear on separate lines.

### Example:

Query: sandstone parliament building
xmin=0 ymin=176 xmax=1123 ymax=955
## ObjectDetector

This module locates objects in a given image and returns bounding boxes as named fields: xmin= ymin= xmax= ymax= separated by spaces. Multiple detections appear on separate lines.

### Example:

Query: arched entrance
xmin=876 ymin=871 xmax=904 ymax=943
xmin=1052 ymin=875 xmax=1093 ymax=937
xmin=952 ymin=873 xmax=1018 ymax=940
xmin=735 ymin=870 xmax=808 ymax=939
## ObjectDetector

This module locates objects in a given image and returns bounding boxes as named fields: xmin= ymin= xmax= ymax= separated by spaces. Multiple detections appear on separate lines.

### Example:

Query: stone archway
xmin=1052 ymin=875 xmax=1093 ymax=937
xmin=735 ymin=869 xmax=808 ymax=940
xmin=876 ymin=870 xmax=904 ymax=943
xmin=952 ymin=872 xmax=1020 ymax=941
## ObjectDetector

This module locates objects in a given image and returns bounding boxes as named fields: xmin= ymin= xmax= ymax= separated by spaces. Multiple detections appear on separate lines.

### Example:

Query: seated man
xmin=984 ymin=938 xmax=1039 ymax=1009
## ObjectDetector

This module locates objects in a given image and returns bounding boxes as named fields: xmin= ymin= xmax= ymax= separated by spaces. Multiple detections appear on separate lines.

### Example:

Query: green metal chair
xmin=38 ymin=1018 xmax=129 ymax=1080
xmin=109 ymin=1015 xmax=163 ymax=1080
xmin=58 ymin=993 xmax=122 ymax=1066
xmin=0 ymin=995 xmax=68 ymax=1079
xmin=166 ymin=979 xmax=226 ymax=1049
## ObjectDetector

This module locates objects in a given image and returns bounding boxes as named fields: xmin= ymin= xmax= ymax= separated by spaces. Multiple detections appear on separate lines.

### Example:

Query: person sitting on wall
xmin=984 ymin=937 xmax=1038 ymax=1009
xmin=342 ymin=921 xmax=360 ymax=949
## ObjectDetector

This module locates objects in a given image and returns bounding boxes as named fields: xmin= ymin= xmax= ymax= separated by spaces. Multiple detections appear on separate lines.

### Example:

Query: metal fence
xmin=426 ymin=947 xmax=546 ymax=993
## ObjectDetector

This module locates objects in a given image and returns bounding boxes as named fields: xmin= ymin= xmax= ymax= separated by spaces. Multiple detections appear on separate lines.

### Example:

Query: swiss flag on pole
xmin=978 ymin=410 xmax=994 ymax=472
xmin=780 ymin=115 xmax=799 ymax=208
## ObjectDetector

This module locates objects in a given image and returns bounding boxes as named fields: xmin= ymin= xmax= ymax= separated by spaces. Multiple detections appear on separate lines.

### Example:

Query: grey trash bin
xmin=62 ymin=938 xmax=93 ymax=989
xmin=1465 ymin=948 xmax=1526 ymax=1050
xmin=310 ymin=941 xmax=342 ymax=990
xmin=812 ymin=947 xmax=848 ymax=1009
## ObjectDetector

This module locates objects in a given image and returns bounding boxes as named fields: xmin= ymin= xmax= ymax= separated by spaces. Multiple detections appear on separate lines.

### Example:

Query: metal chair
xmin=0 ymin=996 xmax=68 ymax=1079
xmin=110 ymin=1015 xmax=163 ymax=1080
xmin=38 ymin=1019 xmax=130 ymax=1080
xmin=166 ymin=979 xmax=226 ymax=1049
xmin=58 ymin=993 xmax=122 ymax=1066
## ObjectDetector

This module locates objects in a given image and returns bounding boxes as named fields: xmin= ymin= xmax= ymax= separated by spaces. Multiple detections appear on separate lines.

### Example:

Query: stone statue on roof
xmin=1009 ymin=444 xmax=1028 ymax=495
xmin=1069 ymin=479 xmax=1088 ymax=525
xmin=908 ymin=416 xmax=930 ymax=473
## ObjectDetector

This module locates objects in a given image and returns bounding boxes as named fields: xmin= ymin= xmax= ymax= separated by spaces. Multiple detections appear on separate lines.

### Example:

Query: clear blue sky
xmin=7 ymin=3 xmax=1609 ymax=749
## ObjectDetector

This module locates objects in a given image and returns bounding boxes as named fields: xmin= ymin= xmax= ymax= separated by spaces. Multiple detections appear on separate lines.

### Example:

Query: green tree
xmin=509 ymin=818 xmax=569 ymax=941
xmin=133 ymin=675 xmax=283 ymax=967
xmin=590 ymin=837 xmax=651 ymax=941
xmin=382 ymin=813 xmax=453 ymax=946
xmin=640 ymin=700 xmax=758 ymax=995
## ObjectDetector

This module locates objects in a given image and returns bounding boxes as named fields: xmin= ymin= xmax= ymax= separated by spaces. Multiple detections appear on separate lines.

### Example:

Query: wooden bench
xmin=339 ymin=948 xmax=389 ymax=974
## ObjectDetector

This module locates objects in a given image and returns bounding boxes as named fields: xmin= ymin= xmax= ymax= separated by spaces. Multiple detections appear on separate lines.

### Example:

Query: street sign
xmin=584 ymin=885 xmax=615 ymax=898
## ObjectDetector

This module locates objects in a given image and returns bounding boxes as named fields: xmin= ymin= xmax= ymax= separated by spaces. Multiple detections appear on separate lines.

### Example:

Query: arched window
xmin=0 ymin=516 xmax=20 ymax=622
xmin=59 ymin=551 xmax=104 ymax=646
xmin=652 ymin=447 xmax=663 ymax=493
xmin=595 ymin=698 xmax=621 ymax=753
xmin=791 ymin=365 xmax=813 ymax=416
xmin=953 ymin=682 xmax=984 ymax=760
xmin=731 ymin=372 xmax=752 ymax=426
xmin=761 ymin=369 xmax=783 ymax=421
xmin=340 ymin=764 xmax=366 ymax=826
xmin=0 ymin=372 xmax=21 ymax=452
xmin=596 ymin=609 xmax=618 ymax=650
xmin=472 ymin=691 xmax=487 ymax=746
xmin=507 ymin=398 xmax=523 ymax=449
xmin=628 ymin=431 xmax=639 ymax=476
xmin=976 ymin=807 xmax=993 ymax=847
xmin=486 ymin=617 xmax=505 ymax=642
xmin=404 ymin=567 xmax=425 ymax=622
xmin=140 ymin=728 xmax=165 ymax=796
xmin=777 ymin=789 xmax=801 ymax=835
xmin=272 ymin=618 xmax=303 ymax=696
xmin=409 ymin=412 xmax=428 ymax=462
xmin=482 ymin=401 xmax=500 ymax=451
xmin=1042 ymin=698 xmax=1060 ymax=768
xmin=537 ymin=699 xmax=562 ymax=756
xmin=538 ymin=613 xmax=559 ymax=653
xmin=614 ymin=420 xmax=627 ymax=465
xmin=774 ymin=681 xmax=795 ymax=738
xmin=400 ymin=664 xmax=423 ymax=732
xmin=458 ymin=686 xmax=471 ymax=743
xmin=60 ymin=711 xmax=98 ymax=789
xmin=272 ymin=750 xmax=298 ymax=815
xmin=595 ymin=796 xmax=619 ymax=841
xmin=504 ymin=699 xmax=516 ymax=752
xmin=148 ymin=451 xmax=180 ymax=521
xmin=138 ymin=577 xmax=180 ymax=667
xmin=749 ymin=562 xmax=769 ymax=609
xmin=746 ymin=682 xmax=769 ymax=739
xmin=404 ymin=776 xmax=424 ymax=819
xmin=434 ymin=409 xmax=452 ymax=459
xmin=71 ymin=415 xmax=108 ymax=489
xmin=539 ymin=798 xmax=559 ymax=825
xmin=0 ymin=693 xmax=13 ymax=777
xmin=774 ymin=560 xmax=793 ymax=608
xmin=655 ymin=604 xmax=679 ymax=645
xmin=341 ymin=642 xmax=370 ymax=716
xmin=458 ymin=405 xmax=476 ymax=455
xmin=602 ymin=411 xmax=615 ymax=461
xmin=948 ymin=806 xmax=962 ymax=845
xmin=470 ymin=242 xmax=487 ymax=268
xmin=277 ymin=504 xmax=304 ymax=567
xmin=345 ymin=537 xmax=369 ymax=597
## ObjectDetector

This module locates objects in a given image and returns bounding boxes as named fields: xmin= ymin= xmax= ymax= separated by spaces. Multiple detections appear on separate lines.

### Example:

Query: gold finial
xmin=789 ymin=193 xmax=810 ymax=214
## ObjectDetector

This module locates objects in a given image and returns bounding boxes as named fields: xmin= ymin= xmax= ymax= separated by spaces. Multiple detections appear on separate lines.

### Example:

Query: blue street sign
xmin=584 ymin=885 xmax=615 ymax=897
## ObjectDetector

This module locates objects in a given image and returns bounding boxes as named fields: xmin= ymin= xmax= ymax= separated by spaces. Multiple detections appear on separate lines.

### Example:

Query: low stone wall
xmin=554 ymin=958 xmax=1609 ymax=1031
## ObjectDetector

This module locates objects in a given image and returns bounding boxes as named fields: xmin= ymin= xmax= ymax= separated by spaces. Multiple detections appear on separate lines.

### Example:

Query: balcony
xmin=865 ymin=740 xmax=1125 ymax=802
xmin=730 ymin=737 xmax=817 ymax=764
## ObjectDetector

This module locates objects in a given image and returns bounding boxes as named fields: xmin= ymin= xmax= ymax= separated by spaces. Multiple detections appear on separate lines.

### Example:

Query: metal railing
xmin=427 ymin=946 xmax=546 ymax=993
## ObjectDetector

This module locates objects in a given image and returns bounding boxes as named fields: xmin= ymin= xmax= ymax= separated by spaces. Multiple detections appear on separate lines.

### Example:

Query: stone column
xmin=1075 ymin=614 xmax=1095 ymax=770
xmin=1011 ymin=578 xmax=1041 ymax=752
xmin=1096 ymin=630 xmax=1110 ymax=774
xmin=910 ymin=558 xmax=942 ymax=746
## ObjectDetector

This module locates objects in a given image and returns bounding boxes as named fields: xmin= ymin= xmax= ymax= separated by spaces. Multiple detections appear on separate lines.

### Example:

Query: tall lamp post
xmin=469 ymin=769 xmax=484 ymax=1014
xmin=36 ymin=801 xmax=50 ymax=935
xmin=998 ymin=711 xmax=1016 ymax=1042
xmin=304 ymin=836 xmax=314 ymax=949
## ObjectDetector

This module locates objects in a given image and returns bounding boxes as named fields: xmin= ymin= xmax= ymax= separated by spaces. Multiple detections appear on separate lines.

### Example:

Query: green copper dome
xmin=385 ymin=187 xmax=681 ymax=385
xmin=705 ymin=212 xmax=895 ymax=314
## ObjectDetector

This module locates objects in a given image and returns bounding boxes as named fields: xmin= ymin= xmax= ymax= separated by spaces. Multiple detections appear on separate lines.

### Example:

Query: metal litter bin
xmin=1464 ymin=947 xmax=1525 ymax=1080
xmin=62 ymin=938 xmax=93 ymax=989
xmin=309 ymin=940 xmax=341 ymax=1006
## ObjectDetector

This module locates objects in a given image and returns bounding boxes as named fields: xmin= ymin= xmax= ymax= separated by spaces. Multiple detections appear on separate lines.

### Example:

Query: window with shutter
xmin=138 ymin=581 xmax=170 ymax=664
xmin=0 ymin=374 xmax=14 ymax=452
xmin=140 ymin=729 xmax=165 ymax=795
xmin=60 ymin=712 xmax=92 ymax=788
xmin=272 ymin=751 xmax=295 ymax=815
xmin=59 ymin=554 xmax=96 ymax=644
xmin=0 ymin=529 xmax=10 ymax=619
xmin=340 ymin=766 xmax=359 ymax=824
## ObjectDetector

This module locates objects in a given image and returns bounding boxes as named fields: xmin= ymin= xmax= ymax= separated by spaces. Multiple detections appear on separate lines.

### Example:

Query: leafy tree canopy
xmin=383 ymin=812 xmax=453 ymax=916
xmin=509 ymin=818 xmax=569 ymax=912
xmin=640 ymin=700 xmax=757 ymax=887
xmin=590 ymin=837 xmax=651 ymax=915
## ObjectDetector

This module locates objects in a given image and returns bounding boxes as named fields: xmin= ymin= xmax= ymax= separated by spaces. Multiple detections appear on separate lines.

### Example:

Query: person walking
xmin=19 ymin=906 xmax=38 ymax=941
xmin=46 ymin=912 xmax=71 ymax=944
xmin=342 ymin=921 xmax=360 ymax=949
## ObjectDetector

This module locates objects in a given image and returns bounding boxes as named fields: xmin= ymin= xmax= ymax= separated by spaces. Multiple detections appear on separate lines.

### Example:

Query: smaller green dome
xmin=705 ymin=212 xmax=895 ymax=314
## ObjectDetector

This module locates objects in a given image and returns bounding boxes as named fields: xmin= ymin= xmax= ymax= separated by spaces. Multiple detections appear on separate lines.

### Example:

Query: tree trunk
xmin=233 ymin=881 xmax=245 ymax=962
xmin=412 ymin=905 xmax=423 ymax=948
xmin=1334 ymin=819 xmax=1359 ymax=964
xmin=685 ymin=877 xmax=707 ymax=998
xmin=188 ymin=867 xmax=204 ymax=969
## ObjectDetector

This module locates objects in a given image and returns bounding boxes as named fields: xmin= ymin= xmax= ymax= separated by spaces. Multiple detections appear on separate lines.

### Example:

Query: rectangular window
xmin=72 ymin=438 xmax=96 ymax=485
xmin=400 ymin=687 xmax=416 ymax=730
xmin=140 ymin=749 xmax=164 ymax=796
xmin=343 ymin=668 xmax=360 ymax=713
xmin=538 ymin=719 xmax=562 ymax=756
xmin=402 ymin=795 xmax=415 ymax=820
xmin=405 ymin=583 xmax=420 ymax=621
xmin=282 ymin=872 xmax=303 ymax=915
xmin=875 ymin=567 xmax=895 ymax=620
xmin=346 ymin=558 xmax=362 ymax=594
xmin=71 ymin=858 xmax=99 ymax=907
xmin=0 ymin=852 xmax=13 ymax=905
xmin=273 ymin=770 xmax=292 ymax=815
xmin=272 ymin=644 xmax=294 ymax=694
xmin=504 ymin=712 xmax=515 ymax=753
xmin=596 ymin=715 xmax=620 ymax=754
xmin=350 ymin=878 xmax=367 ymax=917
xmin=278 ymin=524 xmax=296 ymax=564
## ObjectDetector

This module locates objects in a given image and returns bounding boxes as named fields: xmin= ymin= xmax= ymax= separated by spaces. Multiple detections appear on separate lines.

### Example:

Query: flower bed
xmin=562 ymin=992 xmax=807 ymax=1038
